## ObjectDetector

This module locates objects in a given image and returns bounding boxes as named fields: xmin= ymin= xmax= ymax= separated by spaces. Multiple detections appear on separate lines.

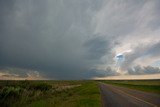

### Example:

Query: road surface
xmin=99 ymin=83 xmax=160 ymax=107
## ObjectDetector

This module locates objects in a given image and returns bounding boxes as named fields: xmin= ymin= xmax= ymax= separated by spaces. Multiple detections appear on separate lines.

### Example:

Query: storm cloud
xmin=128 ymin=65 xmax=160 ymax=75
xmin=0 ymin=0 xmax=160 ymax=79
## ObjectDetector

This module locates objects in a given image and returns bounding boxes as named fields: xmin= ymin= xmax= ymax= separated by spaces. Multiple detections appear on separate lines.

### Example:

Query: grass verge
xmin=100 ymin=80 xmax=160 ymax=94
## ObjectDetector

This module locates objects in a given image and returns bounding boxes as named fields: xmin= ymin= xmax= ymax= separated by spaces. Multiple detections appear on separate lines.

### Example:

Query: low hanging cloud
xmin=86 ymin=66 xmax=118 ymax=78
xmin=0 ymin=0 xmax=160 ymax=79
xmin=128 ymin=65 xmax=160 ymax=75
xmin=0 ymin=67 xmax=45 ymax=80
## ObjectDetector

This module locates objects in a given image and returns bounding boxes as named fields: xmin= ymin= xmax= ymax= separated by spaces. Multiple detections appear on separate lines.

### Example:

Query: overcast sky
xmin=0 ymin=0 xmax=160 ymax=80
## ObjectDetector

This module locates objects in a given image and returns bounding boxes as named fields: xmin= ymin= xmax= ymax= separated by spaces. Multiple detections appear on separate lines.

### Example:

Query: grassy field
xmin=0 ymin=80 xmax=101 ymax=107
xmin=0 ymin=80 xmax=160 ymax=107
xmin=101 ymin=79 xmax=160 ymax=94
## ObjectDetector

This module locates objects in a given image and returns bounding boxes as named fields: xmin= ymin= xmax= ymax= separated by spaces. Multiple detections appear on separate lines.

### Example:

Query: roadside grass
xmin=0 ymin=80 xmax=101 ymax=107
xmin=27 ymin=81 xmax=101 ymax=107
xmin=0 ymin=80 xmax=55 ymax=107
xmin=101 ymin=80 xmax=160 ymax=94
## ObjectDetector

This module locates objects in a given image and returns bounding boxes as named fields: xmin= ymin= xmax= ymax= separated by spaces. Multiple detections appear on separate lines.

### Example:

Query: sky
xmin=0 ymin=0 xmax=160 ymax=80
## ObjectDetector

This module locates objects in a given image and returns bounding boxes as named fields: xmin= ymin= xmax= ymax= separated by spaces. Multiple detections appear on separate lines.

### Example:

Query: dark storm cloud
xmin=0 ymin=0 xmax=160 ymax=79
xmin=84 ymin=35 xmax=111 ymax=60
xmin=0 ymin=0 xmax=110 ymax=79
xmin=85 ymin=66 xmax=118 ymax=78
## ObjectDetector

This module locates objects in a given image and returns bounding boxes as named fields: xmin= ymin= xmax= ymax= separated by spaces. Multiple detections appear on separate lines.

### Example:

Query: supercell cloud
xmin=0 ymin=0 xmax=160 ymax=79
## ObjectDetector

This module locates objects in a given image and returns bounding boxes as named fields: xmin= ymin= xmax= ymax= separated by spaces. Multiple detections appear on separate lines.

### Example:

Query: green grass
xmin=0 ymin=80 xmax=101 ymax=107
xmin=27 ymin=81 xmax=101 ymax=107
xmin=101 ymin=80 xmax=160 ymax=94
xmin=1 ymin=80 xmax=159 ymax=107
